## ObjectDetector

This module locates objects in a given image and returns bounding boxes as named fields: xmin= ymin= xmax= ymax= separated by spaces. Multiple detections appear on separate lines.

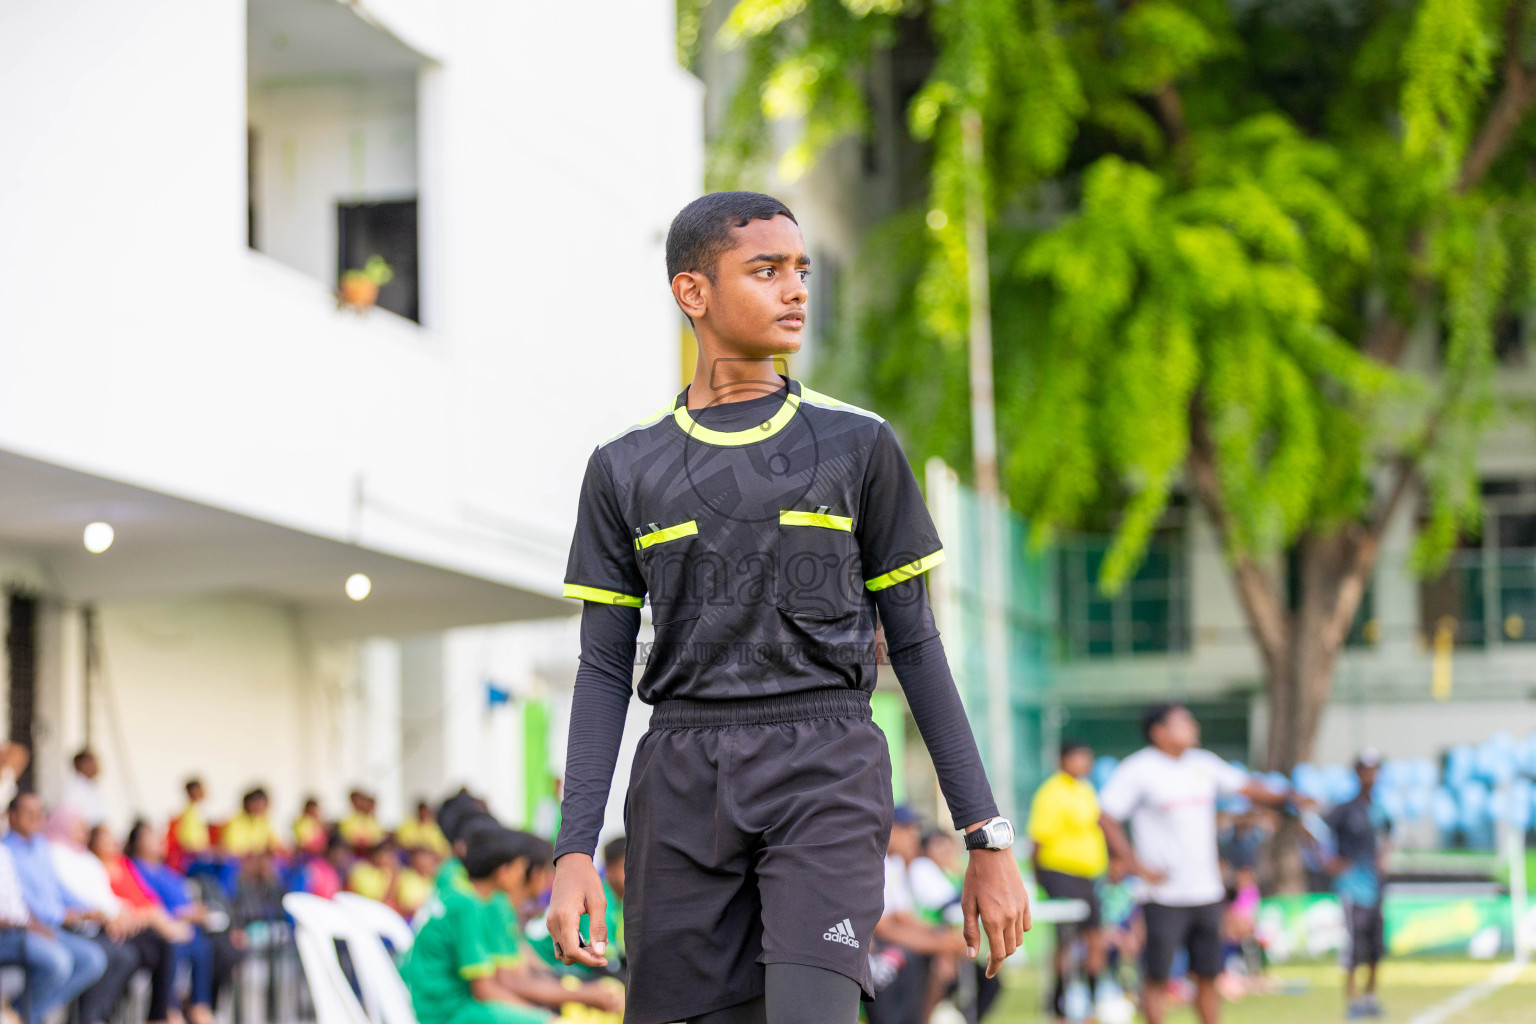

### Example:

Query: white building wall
xmin=52 ymin=597 xmax=363 ymax=831
xmin=0 ymin=0 xmax=702 ymax=827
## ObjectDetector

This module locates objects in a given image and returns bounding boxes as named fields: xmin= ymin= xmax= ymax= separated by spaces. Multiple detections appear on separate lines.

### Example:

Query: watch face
xmin=993 ymin=819 xmax=1014 ymax=847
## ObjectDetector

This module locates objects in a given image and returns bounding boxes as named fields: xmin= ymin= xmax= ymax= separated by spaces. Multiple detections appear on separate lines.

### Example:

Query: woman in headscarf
xmin=47 ymin=810 xmax=178 ymax=1024
xmin=122 ymin=821 xmax=246 ymax=1024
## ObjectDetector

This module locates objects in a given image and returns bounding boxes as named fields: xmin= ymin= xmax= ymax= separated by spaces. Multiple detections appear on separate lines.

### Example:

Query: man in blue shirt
xmin=3 ymin=793 xmax=108 ymax=1021
xmin=1325 ymin=751 xmax=1390 ymax=1020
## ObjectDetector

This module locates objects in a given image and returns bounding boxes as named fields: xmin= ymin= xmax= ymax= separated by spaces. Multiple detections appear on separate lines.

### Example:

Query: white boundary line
xmin=1404 ymin=959 xmax=1528 ymax=1024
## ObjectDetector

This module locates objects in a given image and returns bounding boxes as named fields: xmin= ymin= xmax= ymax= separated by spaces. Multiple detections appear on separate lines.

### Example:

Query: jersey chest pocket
xmin=776 ymin=509 xmax=862 ymax=621
xmin=634 ymin=519 xmax=707 ymax=625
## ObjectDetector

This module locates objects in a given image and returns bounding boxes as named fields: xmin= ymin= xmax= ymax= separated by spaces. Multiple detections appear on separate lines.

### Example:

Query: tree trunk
xmin=1259 ymin=531 xmax=1379 ymax=889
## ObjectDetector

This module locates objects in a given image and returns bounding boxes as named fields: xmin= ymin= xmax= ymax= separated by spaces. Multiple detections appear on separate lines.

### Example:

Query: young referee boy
xmin=546 ymin=192 xmax=1029 ymax=1024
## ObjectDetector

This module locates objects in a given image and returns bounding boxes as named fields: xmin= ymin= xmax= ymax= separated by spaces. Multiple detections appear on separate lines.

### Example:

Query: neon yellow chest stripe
xmin=634 ymin=520 xmax=699 ymax=549
xmin=779 ymin=510 xmax=853 ymax=531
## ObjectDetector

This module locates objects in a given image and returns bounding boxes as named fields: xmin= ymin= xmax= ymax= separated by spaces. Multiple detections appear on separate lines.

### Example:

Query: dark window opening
xmin=5 ymin=592 xmax=37 ymax=792
xmin=247 ymin=126 xmax=258 ymax=251
xmin=338 ymin=199 xmax=419 ymax=324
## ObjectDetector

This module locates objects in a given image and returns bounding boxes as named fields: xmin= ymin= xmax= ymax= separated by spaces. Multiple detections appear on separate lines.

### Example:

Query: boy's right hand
xmin=546 ymin=853 xmax=609 ymax=969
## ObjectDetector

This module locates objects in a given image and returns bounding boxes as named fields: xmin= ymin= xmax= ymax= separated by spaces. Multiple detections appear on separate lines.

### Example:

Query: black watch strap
xmin=963 ymin=818 xmax=998 ymax=850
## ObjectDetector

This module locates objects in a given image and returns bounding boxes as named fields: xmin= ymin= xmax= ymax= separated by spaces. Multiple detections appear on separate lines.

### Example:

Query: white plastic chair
xmin=336 ymin=893 xmax=417 ymax=955
xmin=312 ymin=894 xmax=420 ymax=1024
xmin=283 ymin=893 xmax=375 ymax=1024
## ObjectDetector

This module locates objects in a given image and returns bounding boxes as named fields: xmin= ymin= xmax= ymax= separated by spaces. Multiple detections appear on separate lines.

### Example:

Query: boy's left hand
xmin=961 ymin=849 xmax=1030 ymax=979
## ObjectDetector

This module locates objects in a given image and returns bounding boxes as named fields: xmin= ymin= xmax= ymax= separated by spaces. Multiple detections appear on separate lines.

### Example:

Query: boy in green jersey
xmin=526 ymin=837 xmax=626 ymax=980
xmin=406 ymin=828 xmax=623 ymax=1024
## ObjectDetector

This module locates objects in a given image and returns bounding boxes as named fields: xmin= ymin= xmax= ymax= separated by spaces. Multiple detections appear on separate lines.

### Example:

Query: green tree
xmin=701 ymin=0 xmax=1536 ymax=777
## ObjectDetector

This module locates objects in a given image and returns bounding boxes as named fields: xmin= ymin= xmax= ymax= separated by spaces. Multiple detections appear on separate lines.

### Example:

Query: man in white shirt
xmin=1098 ymin=704 xmax=1293 ymax=1024
xmin=870 ymin=807 xmax=969 ymax=1024
xmin=59 ymin=751 xmax=106 ymax=828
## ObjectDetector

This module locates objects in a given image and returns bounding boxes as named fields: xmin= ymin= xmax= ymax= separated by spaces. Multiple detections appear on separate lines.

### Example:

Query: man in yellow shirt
xmin=1028 ymin=741 xmax=1109 ymax=1023
xmin=173 ymin=778 xmax=211 ymax=864
xmin=398 ymin=799 xmax=451 ymax=856
xmin=222 ymin=787 xmax=280 ymax=857
xmin=339 ymin=790 xmax=384 ymax=852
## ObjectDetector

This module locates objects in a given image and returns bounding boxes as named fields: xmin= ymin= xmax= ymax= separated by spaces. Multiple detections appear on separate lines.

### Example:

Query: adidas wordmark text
xmin=823 ymin=918 xmax=860 ymax=949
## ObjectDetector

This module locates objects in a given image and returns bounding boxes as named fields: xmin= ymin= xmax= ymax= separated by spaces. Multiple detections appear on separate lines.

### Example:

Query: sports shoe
xmin=1346 ymin=999 xmax=1371 ymax=1020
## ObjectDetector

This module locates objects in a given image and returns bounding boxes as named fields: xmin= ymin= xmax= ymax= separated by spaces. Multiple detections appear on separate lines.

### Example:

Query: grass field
xmin=986 ymin=959 xmax=1536 ymax=1024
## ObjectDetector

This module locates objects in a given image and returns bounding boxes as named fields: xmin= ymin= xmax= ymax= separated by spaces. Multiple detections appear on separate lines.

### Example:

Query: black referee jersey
xmin=562 ymin=373 xmax=944 ymax=701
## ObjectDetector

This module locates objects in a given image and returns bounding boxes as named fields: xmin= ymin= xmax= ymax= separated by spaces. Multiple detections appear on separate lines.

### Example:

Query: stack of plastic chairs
xmin=285 ymin=892 xmax=419 ymax=1024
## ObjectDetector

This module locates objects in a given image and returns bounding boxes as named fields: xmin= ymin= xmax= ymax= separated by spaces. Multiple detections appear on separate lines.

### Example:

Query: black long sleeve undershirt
xmin=552 ymin=578 xmax=999 ymax=861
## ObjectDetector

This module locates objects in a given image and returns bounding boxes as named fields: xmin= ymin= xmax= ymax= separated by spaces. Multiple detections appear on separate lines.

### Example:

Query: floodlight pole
xmin=962 ymin=106 xmax=1015 ymax=822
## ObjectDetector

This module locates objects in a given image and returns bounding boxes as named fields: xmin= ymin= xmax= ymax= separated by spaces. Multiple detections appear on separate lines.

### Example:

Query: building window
xmin=247 ymin=0 xmax=426 ymax=324
xmin=1419 ymin=479 xmax=1536 ymax=647
xmin=338 ymin=200 xmax=419 ymax=323
xmin=1058 ymin=525 xmax=1189 ymax=659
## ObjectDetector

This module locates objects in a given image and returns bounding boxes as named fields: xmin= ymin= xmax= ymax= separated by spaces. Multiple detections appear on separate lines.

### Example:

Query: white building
xmin=0 ymin=0 xmax=701 ymax=835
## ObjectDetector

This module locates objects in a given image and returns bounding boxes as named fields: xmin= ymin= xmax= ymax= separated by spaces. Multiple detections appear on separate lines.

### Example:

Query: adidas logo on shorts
xmin=823 ymin=918 xmax=860 ymax=949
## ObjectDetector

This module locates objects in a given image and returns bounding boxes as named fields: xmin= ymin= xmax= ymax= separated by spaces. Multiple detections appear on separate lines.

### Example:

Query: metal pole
xmin=962 ymin=106 xmax=1015 ymax=821
xmin=82 ymin=605 xmax=96 ymax=747
xmin=1509 ymin=810 xmax=1529 ymax=962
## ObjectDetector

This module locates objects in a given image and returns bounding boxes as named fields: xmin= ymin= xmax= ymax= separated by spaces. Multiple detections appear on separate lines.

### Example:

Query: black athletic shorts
xmin=1339 ymin=898 xmax=1385 ymax=969
xmin=1142 ymin=901 xmax=1224 ymax=982
xmin=1037 ymin=869 xmax=1102 ymax=932
xmin=622 ymin=689 xmax=893 ymax=1024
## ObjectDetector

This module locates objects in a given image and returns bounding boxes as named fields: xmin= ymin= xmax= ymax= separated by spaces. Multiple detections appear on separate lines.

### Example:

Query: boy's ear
xmin=672 ymin=271 xmax=709 ymax=321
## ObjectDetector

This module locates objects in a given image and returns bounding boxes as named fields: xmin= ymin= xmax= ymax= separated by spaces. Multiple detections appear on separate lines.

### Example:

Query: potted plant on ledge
xmin=338 ymin=255 xmax=394 ymax=313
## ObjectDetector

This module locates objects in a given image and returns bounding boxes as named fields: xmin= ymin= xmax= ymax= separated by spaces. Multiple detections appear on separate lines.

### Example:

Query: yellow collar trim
xmin=672 ymin=380 xmax=801 ymax=446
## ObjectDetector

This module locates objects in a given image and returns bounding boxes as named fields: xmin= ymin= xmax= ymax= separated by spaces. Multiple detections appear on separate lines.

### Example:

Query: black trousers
xmin=866 ymin=953 xmax=1001 ymax=1024
xmin=79 ymin=930 xmax=176 ymax=1024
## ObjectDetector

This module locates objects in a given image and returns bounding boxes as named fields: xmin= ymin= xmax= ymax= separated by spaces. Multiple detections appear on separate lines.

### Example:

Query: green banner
xmin=1257 ymin=892 xmax=1522 ymax=962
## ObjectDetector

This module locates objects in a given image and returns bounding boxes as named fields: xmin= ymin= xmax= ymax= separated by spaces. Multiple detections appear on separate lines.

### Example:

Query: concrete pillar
xmin=361 ymin=639 xmax=403 ymax=827
xmin=399 ymin=633 xmax=447 ymax=807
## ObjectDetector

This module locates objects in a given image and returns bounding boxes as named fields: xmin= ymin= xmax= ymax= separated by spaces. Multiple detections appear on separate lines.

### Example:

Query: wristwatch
xmin=962 ymin=816 xmax=1015 ymax=852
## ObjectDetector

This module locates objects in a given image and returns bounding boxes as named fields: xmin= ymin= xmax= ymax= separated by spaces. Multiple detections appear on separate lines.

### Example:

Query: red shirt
xmin=104 ymin=855 xmax=160 ymax=910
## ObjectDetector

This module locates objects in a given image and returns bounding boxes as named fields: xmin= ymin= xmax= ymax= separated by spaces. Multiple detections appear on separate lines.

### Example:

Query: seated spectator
xmin=339 ymin=790 xmax=383 ymax=853
xmin=122 ymin=822 xmax=245 ymax=1024
xmin=50 ymin=814 xmax=178 ymax=1024
xmin=221 ymin=788 xmax=279 ymax=858
xmin=300 ymin=830 xmax=351 ymax=900
xmin=348 ymin=836 xmax=401 ymax=906
xmin=524 ymin=836 xmax=625 ymax=982
xmin=0 ymin=742 xmax=28 ymax=812
xmin=292 ymin=797 xmax=327 ymax=858
xmin=438 ymin=812 xmax=499 ymax=899
xmin=170 ymin=779 xmax=211 ymax=869
xmin=867 ymin=806 xmax=985 ymax=1024
xmin=911 ymin=831 xmax=964 ymax=927
xmin=232 ymin=850 xmax=284 ymax=927
xmin=436 ymin=790 xmax=488 ymax=848
xmin=0 ymin=829 xmax=99 ymax=1024
xmin=60 ymin=751 xmax=106 ymax=828
xmin=398 ymin=800 xmax=451 ymax=856
xmin=3 ymin=794 xmax=109 ymax=1024
xmin=396 ymin=847 xmax=441 ymax=920
xmin=403 ymin=827 xmax=621 ymax=1024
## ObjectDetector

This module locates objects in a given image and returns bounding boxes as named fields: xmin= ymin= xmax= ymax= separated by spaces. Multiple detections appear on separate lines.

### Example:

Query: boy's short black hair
xmin=463 ymin=826 xmax=519 ymax=879
xmin=602 ymin=836 xmax=626 ymax=868
xmin=1141 ymin=702 xmax=1184 ymax=741
xmin=446 ymin=809 xmax=499 ymax=848
xmin=516 ymin=831 xmax=555 ymax=873
xmin=464 ymin=827 xmax=554 ymax=880
xmin=185 ymin=778 xmax=203 ymax=796
xmin=665 ymin=192 xmax=798 ymax=284
xmin=1060 ymin=739 xmax=1090 ymax=760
